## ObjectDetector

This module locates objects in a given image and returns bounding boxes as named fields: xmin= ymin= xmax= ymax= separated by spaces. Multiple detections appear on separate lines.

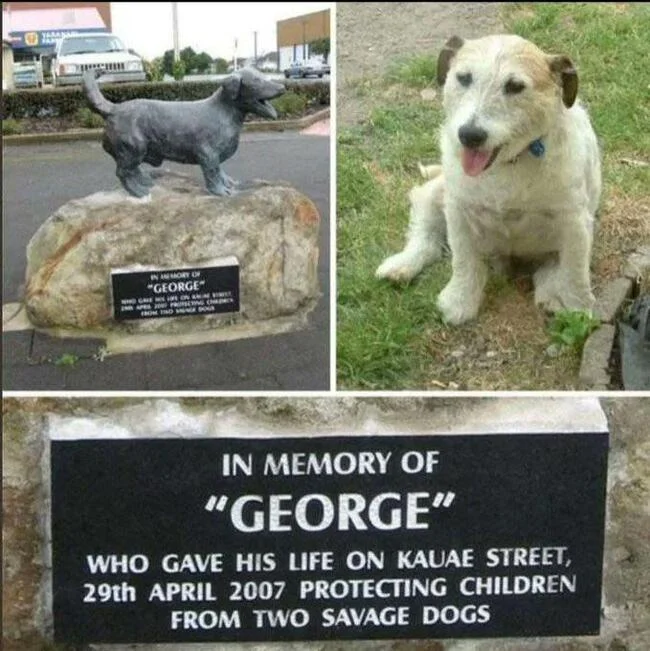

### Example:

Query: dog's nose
xmin=458 ymin=125 xmax=488 ymax=149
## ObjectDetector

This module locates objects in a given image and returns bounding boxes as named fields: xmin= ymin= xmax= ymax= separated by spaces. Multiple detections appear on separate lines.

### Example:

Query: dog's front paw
xmin=558 ymin=288 xmax=596 ymax=314
xmin=534 ymin=269 xmax=595 ymax=314
xmin=437 ymin=282 xmax=481 ymax=325
xmin=534 ymin=284 xmax=565 ymax=314
xmin=375 ymin=251 xmax=421 ymax=283
xmin=535 ymin=293 xmax=564 ymax=314
xmin=534 ymin=263 xmax=563 ymax=313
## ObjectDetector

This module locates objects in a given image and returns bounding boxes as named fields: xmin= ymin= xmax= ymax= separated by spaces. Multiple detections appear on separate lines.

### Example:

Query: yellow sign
xmin=24 ymin=32 xmax=39 ymax=46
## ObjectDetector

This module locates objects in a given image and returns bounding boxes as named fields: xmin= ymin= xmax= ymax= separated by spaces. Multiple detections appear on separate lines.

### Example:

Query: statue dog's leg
xmin=116 ymin=166 xmax=151 ymax=198
xmin=220 ymin=171 xmax=240 ymax=191
xmin=138 ymin=169 xmax=155 ymax=188
xmin=142 ymin=153 xmax=165 ymax=187
xmin=200 ymin=161 xmax=232 ymax=196
xmin=113 ymin=142 xmax=150 ymax=198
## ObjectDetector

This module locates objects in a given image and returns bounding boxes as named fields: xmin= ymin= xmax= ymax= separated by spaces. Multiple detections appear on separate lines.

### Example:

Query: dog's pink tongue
xmin=461 ymin=148 xmax=493 ymax=176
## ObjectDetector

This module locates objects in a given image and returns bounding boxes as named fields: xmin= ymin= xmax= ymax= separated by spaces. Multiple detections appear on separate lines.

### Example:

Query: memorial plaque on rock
xmin=51 ymin=432 xmax=609 ymax=644
xmin=111 ymin=257 xmax=239 ymax=320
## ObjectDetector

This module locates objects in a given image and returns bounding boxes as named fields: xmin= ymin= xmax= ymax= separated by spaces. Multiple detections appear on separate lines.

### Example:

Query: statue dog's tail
xmin=82 ymin=69 xmax=114 ymax=118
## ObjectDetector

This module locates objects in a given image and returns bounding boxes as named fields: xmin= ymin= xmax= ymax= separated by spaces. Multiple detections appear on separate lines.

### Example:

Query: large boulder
xmin=24 ymin=171 xmax=320 ymax=333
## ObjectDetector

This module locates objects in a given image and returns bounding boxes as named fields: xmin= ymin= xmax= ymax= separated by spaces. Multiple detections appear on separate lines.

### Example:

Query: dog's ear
xmin=548 ymin=55 xmax=578 ymax=108
xmin=221 ymin=75 xmax=241 ymax=101
xmin=437 ymin=36 xmax=464 ymax=86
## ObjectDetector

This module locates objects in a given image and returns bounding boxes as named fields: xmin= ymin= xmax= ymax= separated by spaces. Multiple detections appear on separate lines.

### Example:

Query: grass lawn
xmin=337 ymin=2 xmax=650 ymax=390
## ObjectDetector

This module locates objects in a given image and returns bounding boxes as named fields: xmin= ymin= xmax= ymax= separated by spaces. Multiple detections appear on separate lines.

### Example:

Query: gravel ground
xmin=336 ymin=2 xmax=503 ymax=126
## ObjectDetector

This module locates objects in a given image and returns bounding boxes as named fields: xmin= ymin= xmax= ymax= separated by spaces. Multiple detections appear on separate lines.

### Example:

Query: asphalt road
xmin=2 ymin=131 xmax=330 ymax=391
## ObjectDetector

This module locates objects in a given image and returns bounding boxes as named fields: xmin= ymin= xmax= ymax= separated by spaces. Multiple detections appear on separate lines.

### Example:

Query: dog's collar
xmin=508 ymin=138 xmax=545 ymax=163
xmin=528 ymin=138 xmax=545 ymax=157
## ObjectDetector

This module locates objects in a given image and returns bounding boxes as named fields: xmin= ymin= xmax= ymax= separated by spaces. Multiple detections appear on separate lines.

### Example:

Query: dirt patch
xmin=422 ymin=287 xmax=581 ymax=391
xmin=594 ymin=192 xmax=650 ymax=282
xmin=337 ymin=2 xmax=504 ymax=127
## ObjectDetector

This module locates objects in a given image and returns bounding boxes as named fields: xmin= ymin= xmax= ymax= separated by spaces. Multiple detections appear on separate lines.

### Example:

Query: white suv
xmin=52 ymin=33 xmax=145 ymax=87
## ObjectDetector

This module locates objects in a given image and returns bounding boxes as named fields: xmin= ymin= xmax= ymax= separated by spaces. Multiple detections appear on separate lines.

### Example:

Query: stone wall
xmin=2 ymin=397 xmax=648 ymax=651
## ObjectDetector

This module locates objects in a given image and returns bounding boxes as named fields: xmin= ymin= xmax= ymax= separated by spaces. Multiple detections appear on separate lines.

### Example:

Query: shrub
xmin=143 ymin=58 xmax=164 ymax=82
xmin=271 ymin=91 xmax=308 ymax=117
xmin=285 ymin=79 xmax=329 ymax=107
xmin=2 ymin=118 xmax=23 ymax=134
xmin=172 ymin=59 xmax=186 ymax=81
xmin=75 ymin=106 xmax=105 ymax=128
xmin=1 ymin=79 xmax=330 ymax=120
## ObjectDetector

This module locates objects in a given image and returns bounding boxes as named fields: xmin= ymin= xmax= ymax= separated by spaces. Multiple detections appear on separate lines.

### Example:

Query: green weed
xmin=547 ymin=309 xmax=601 ymax=351
xmin=53 ymin=353 xmax=80 ymax=367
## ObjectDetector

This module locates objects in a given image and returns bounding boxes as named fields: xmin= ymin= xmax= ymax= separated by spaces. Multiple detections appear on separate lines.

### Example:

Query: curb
xmin=2 ymin=108 xmax=330 ymax=146
xmin=578 ymin=247 xmax=650 ymax=389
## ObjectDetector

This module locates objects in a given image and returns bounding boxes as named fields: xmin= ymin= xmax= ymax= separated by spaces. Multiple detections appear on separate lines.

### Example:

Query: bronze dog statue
xmin=83 ymin=68 xmax=286 ymax=198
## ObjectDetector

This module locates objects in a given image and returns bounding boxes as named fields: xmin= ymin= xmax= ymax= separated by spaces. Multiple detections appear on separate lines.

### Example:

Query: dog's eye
xmin=456 ymin=72 xmax=472 ymax=87
xmin=504 ymin=79 xmax=526 ymax=95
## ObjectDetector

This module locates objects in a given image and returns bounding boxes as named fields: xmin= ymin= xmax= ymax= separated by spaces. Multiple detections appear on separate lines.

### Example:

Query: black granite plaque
xmin=111 ymin=259 xmax=239 ymax=320
xmin=51 ymin=432 xmax=608 ymax=644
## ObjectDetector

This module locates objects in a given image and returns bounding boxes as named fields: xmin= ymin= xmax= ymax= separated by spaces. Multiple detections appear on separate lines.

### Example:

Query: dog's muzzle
xmin=458 ymin=124 xmax=500 ymax=177
xmin=254 ymin=82 xmax=286 ymax=119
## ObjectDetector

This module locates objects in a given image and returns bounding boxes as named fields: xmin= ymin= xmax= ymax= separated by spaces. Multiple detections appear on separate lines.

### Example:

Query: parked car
xmin=283 ymin=60 xmax=329 ymax=79
xmin=51 ymin=33 xmax=146 ymax=87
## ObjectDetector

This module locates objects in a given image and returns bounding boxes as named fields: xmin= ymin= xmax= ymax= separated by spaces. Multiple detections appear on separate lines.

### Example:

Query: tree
xmin=310 ymin=37 xmax=330 ymax=63
xmin=194 ymin=52 xmax=212 ymax=73
xmin=162 ymin=48 xmax=213 ymax=76
xmin=180 ymin=46 xmax=197 ymax=72
xmin=162 ymin=49 xmax=175 ymax=76
xmin=213 ymin=57 xmax=229 ymax=74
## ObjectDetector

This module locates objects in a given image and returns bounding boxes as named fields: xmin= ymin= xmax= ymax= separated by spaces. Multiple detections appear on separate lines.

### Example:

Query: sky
xmin=111 ymin=2 xmax=332 ymax=61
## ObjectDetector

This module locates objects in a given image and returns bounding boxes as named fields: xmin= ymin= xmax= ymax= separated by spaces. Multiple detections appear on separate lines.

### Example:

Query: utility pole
xmin=254 ymin=31 xmax=257 ymax=68
xmin=172 ymin=2 xmax=179 ymax=61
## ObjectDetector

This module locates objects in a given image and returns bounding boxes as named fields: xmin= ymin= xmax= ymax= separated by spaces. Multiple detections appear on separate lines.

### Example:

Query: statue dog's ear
xmin=221 ymin=75 xmax=241 ymax=100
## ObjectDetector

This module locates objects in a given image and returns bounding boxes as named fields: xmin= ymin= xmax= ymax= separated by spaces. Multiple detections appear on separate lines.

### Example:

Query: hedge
xmin=1 ymin=79 xmax=330 ymax=120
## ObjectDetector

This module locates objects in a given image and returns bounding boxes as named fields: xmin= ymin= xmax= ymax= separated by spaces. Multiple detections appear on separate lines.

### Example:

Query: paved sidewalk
xmin=301 ymin=118 xmax=330 ymax=136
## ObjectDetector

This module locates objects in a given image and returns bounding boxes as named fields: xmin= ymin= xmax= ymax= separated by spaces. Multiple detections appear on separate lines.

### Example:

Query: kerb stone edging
xmin=579 ymin=246 xmax=650 ymax=389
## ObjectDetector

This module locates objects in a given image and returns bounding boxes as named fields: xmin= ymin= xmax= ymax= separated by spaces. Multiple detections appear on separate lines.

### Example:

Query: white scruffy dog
xmin=376 ymin=34 xmax=602 ymax=325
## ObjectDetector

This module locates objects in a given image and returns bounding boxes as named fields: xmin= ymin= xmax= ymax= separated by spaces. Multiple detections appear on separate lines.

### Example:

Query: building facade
xmin=2 ymin=2 xmax=111 ymax=59
xmin=276 ymin=8 xmax=330 ymax=71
